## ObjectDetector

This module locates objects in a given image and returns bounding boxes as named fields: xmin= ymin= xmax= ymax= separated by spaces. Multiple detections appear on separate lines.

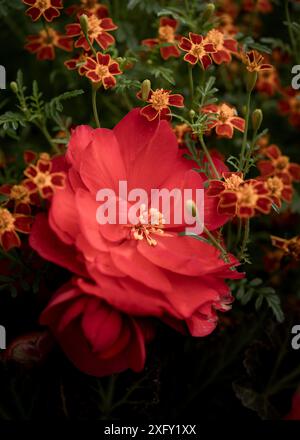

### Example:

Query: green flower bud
xmin=10 ymin=81 xmax=18 ymax=94
xmin=246 ymin=71 xmax=258 ymax=92
xmin=252 ymin=109 xmax=263 ymax=132
xmin=80 ymin=14 xmax=89 ymax=36
xmin=141 ymin=79 xmax=151 ymax=101
xmin=202 ymin=3 xmax=215 ymax=22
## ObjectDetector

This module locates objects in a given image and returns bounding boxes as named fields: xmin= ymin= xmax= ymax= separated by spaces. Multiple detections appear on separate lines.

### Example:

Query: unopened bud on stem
xmin=202 ymin=3 xmax=215 ymax=22
xmin=80 ymin=14 xmax=89 ymax=36
xmin=141 ymin=79 xmax=151 ymax=101
xmin=186 ymin=199 xmax=198 ymax=218
xmin=246 ymin=71 xmax=258 ymax=92
xmin=10 ymin=82 xmax=18 ymax=94
xmin=252 ymin=109 xmax=263 ymax=132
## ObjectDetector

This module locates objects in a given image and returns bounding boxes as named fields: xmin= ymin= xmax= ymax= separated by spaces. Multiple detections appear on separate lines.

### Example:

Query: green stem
xmin=203 ymin=226 xmax=229 ymax=262
xmin=199 ymin=133 xmax=220 ymax=179
xmin=35 ymin=121 xmax=60 ymax=154
xmin=188 ymin=64 xmax=194 ymax=107
xmin=239 ymin=218 xmax=250 ymax=261
xmin=92 ymin=86 xmax=101 ymax=128
xmin=82 ymin=30 xmax=97 ymax=58
xmin=239 ymin=89 xmax=252 ymax=170
xmin=243 ymin=128 xmax=258 ymax=175
xmin=285 ymin=0 xmax=300 ymax=63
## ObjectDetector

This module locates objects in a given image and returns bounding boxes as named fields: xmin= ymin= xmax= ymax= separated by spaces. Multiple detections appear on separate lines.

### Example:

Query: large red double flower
xmin=30 ymin=109 xmax=242 ymax=376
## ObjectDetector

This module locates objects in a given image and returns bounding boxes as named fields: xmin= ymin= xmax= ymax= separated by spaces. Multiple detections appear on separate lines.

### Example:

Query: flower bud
xmin=202 ymin=3 xmax=215 ymax=22
xmin=10 ymin=81 xmax=18 ymax=94
xmin=189 ymin=109 xmax=196 ymax=120
xmin=252 ymin=109 xmax=263 ymax=132
xmin=185 ymin=199 xmax=197 ymax=218
xmin=80 ymin=14 xmax=89 ymax=35
xmin=245 ymin=71 xmax=258 ymax=92
xmin=141 ymin=79 xmax=151 ymax=101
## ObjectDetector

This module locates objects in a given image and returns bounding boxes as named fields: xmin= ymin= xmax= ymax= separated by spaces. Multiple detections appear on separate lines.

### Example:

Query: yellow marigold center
xmin=130 ymin=204 xmax=166 ymax=247
xmin=275 ymin=156 xmax=289 ymax=170
xmin=149 ymin=89 xmax=170 ymax=110
xmin=96 ymin=64 xmax=109 ymax=78
xmin=237 ymin=184 xmax=258 ymax=206
xmin=40 ymin=28 xmax=57 ymax=45
xmin=191 ymin=43 xmax=206 ymax=58
xmin=87 ymin=15 xmax=103 ymax=39
xmin=33 ymin=172 xmax=52 ymax=188
xmin=10 ymin=185 xmax=29 ymax=202
xmin=218 ymin=104 xmax=235 ymax=122
xmin=206 ymin=29 xmax=224 ymax=50
xmin=36 ymin=0 xmax=51 ymax=11
xmin=0 ymin=208 xmax=15 ymax=233
xmin=159 ymin=25 xmax=175 ymax=43
xmin=224 ymin=174 xmax=244 ymax=190
xmin=267 ymin=176 xmax=284 ymax=196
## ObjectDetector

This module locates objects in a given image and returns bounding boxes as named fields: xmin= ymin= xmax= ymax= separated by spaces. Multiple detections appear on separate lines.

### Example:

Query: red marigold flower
xmin=201 ymin=103 xmax=245 ymax=138
xmin=207 ymin=172 xmax=272 ymax=218
xmin=64 ymin=51 xmax=91 ymax=76
xmin=217 ymin=13 xmax=238 ymax=37
xmin=65 ymin=0 xmax=108 ymax=18
xmin=179 ymin=32 xmax=216 ymax=68
xmin=257 ymin=144 xmax=300 ymax=182
xmin=271 ymin=236 xmax=300 ymax=261
xmin=24 ymin=157 xmax=65 ymax=199
xmin=243 ymin=0 xmax=273 ymax=13
xmin=173 ymin=123 xmax=193 ymax=148
xmin=29 ymin=109 xmax=242 ymax=376
xmin=142 ymin=17 xmax=181 ymax=60
xmin=0 ymin=183 xmax=34 ymax=214
xmin=0 ymin=207 xmax=32 ymax=251
xmin=278 ymin=87 xmax=300 ymax=129
xmin=261 ymin=174 xmax=293 ymax=208
xmin=218 ymin=0 xmax=240 ymax=19
xmin=256 ymin=68 xmax=280 ymax=96
xmin=241 ymin=50 xmax=273 ymax=72
xmin=65 ymin=12 xmax=117 ymax=51
xmin=83 ymin=52 xmax=122 ymax=87
xmin=204 ymin=29 xmax=238 ymax=64
xmin=137 ymin=88 xmax=184 ymax=121
xmin=22 ymin=0 xmax=63 ymax=22
xmin=25 ymin=27 xmax=73 ymax=61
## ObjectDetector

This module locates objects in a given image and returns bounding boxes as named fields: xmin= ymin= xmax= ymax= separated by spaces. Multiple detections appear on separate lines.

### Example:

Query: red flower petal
xmin=168 ymin=94 xmax=184 ymax=107
xmin=95 ymin=32 xmax=115 ymax=50
xmin=216 ymin=123 xmax=234 ymax=138
xmin=103 ymin=75 xmax=116 ymax=89
xmin=200 ymin=54 xmax=212 ymax=70
xmin=43 ymin=7 xmax=60 ymax=22
xmin=1 ymin=230 xmax=21 ymax=251
xmin=14 ymin=215 xmax=33 ymax=233
xmin=230 ymin=117 xmax=245 ymax=132
xmin=184 ymin=53 xmax=197 ymax=64
xmin=25 ymin=7 xmax=42 ymax=21
xmin=140 ymin=105 xmax=159 ymax=121
xmin=189 ymin=33 xmax=203 ymax=45
xmin=179 ymin=37 xmax=192 ymax=51
xmin=160 ymin=45 xmax=181 ymax=60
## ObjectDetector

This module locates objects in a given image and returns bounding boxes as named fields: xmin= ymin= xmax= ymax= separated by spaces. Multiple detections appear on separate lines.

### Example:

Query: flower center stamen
xmin=130 ymin=204 xmax=166 ymax=247
xmin=0 ymin=208 xmax=15 ymax=232
xmin=149 ymin=89 xmax=170 ymax=111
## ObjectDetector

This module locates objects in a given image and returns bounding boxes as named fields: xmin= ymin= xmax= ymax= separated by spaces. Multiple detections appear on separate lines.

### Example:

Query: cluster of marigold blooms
xmin=9 ymin=0 xmax=298 ymax=262
xmin=0 ymin=151 xmax=65 ymax=251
